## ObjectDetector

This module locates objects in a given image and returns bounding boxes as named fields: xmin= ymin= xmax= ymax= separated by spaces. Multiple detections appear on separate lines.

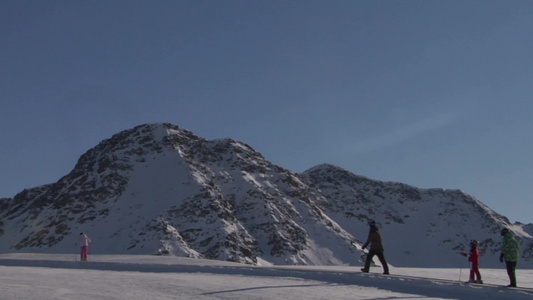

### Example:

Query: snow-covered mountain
xmin=0 ymin=123 xmax=531 ymax=268
xmin=300 ymin=165 xmax=533 ymax=267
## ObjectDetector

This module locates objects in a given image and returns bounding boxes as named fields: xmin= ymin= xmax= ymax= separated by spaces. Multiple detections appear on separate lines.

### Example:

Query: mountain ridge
xmin=1 ymin=123 xmax=531 ymax=268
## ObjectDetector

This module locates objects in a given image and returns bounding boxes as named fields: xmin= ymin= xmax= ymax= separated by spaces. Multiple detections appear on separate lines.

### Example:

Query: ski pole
xmin=458 ymin=253 xmax=464 ymax=282
xmin=466 ymin=259 xmax=472 ymax=282
xmin=458 ymin=252 xmax=469 ymax=282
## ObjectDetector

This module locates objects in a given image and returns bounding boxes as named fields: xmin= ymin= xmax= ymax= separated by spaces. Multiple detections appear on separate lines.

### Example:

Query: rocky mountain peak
xmin=1 ymin=123 xmax=531 ymax=268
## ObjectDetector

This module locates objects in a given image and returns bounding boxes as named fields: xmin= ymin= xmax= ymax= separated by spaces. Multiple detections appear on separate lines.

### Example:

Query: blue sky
xmin=1 ymin=1 xmax=532 ymax=223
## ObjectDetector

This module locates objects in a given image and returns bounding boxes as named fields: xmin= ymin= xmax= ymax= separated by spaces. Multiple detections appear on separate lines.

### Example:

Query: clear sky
xmin=1 ymin=1 xmax=532 ymax=223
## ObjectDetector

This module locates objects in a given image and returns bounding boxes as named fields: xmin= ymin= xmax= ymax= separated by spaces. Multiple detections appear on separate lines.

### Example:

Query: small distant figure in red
xmin=75 ymin=232 xmax=92 ymax=261
xmin=461 ymin=239 xmax=483 ymax=284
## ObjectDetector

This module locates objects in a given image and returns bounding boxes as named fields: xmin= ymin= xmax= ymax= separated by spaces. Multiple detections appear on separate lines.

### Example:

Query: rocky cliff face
xmin=1 ymin=123 xmax=531 ymax=267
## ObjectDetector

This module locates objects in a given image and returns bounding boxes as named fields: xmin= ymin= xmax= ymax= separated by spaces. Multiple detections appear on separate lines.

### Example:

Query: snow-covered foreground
xmin=0 ymin=254 xmax=532 ymax=300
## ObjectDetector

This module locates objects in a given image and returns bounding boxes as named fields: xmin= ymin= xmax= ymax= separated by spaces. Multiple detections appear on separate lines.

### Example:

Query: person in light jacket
xmin=500 ymin=228 xmax=520 ymax=287
xmin=75 ymin=232 xmax=92 ymax=261
xmin=361 ymin=221 xmax=389 ymax=275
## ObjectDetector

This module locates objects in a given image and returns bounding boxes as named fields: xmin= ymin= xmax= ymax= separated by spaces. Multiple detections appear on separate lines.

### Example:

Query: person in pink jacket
xmin=75 ymin=232 xmax=92 ymax=261
xmin=461 ymin=239 xmax=482 ymax=283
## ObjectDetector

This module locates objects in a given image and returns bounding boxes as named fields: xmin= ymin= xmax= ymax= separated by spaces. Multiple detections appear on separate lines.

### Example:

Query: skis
xmin=359 ymin=270 xmax=533 ymax=292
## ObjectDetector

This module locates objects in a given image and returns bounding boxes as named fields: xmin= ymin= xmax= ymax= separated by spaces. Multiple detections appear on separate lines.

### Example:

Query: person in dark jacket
xmin=361 ymin=220 xmax=390 ymax=274
xmin=500 ymin=228 xmax=520 ymax=287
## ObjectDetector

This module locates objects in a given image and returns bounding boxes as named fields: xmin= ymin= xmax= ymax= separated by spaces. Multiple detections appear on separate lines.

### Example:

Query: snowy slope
xmin=0 ymin=254 xmax=532 ymax=300
xmin=0 ymin=123 xmax=531 ymax=268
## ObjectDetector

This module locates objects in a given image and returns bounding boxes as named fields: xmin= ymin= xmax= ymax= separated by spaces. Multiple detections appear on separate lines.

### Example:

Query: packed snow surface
xmin=0 ymin=253 xmax=532 ymax=300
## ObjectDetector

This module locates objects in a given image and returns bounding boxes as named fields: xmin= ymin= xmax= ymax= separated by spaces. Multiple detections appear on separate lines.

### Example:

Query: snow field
xmin=0 ymin=254 xmax=532 ymax=300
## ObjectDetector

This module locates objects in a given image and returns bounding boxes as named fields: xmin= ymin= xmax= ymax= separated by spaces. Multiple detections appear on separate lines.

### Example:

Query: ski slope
xmin=0 ymin=253 xmax=532 ymax=300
